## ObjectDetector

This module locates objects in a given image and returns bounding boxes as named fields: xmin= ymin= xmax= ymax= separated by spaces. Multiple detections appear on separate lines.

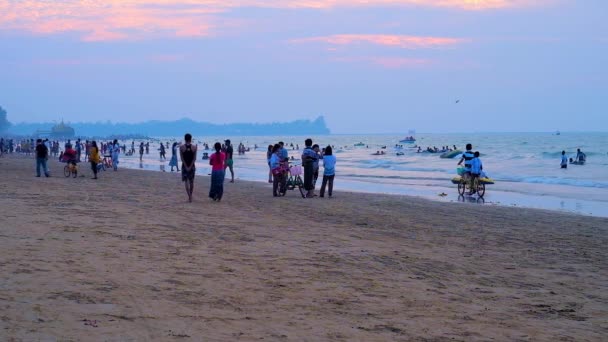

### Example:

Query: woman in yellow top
xmin=89 ymin=141 xmax=101 ymax=179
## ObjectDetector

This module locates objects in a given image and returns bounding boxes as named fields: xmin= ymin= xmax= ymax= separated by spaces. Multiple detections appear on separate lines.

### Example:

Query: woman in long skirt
xmin=169 ymin=142 xmax=180 ymax=172
xmin=209 ymin=142 xmax=226 ymax=201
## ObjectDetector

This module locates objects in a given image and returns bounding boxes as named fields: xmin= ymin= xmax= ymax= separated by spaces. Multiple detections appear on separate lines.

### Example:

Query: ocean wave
xmin=541 ymin=151 xmax=605 ymax=159
xmin=495 ymin=175 xmax=608 ymax=189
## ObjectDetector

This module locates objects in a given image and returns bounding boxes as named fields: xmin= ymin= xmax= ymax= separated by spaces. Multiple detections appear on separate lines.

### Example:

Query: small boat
xmin=354 ymin=142 xmax=366 ymax=147
xmin=440 ymin=150 xmax=462 ymax=159
xmin=451 ymin=176 xmax=495 ymax=185
xmin=399 ymin=137 xmax=416 ymax=143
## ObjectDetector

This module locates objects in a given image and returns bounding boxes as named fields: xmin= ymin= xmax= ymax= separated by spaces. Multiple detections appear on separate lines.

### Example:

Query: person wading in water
xmin=179 ymin=133 xmax=197 ymax=202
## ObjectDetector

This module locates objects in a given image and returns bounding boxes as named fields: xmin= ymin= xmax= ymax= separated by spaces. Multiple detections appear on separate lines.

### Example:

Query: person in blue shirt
xmin=469 ymin=151 xmax=483 ymax=194
xmin=560 ymin=150 xmax=568 ymax=169
xmin=320 ymin=145 xmax=336 ymax=198
xmin=279 ymin=141 xmax=289 ymax=162
xmin=269 ymin=144 xmax=284 ymax=196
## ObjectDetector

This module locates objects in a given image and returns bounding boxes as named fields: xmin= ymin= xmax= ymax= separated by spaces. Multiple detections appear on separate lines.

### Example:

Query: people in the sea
xmin=561 ymin=150 xmax=568 ymax=169
xmin=35 ymin=139 xmax=50 ymax=178
xmin=209 ymin=142 xmax=226 ymax=201
xmin=575 ymin=149 xmax=586 ymax=163
xmin=89 ymin=141 xmax=100 ymax=179
xmin=319 ymin=145 xmax=336 ymax=198
xmin=301 ymin=138 xmax=319 ymax=198
xmin=224 ymin=139 xmax=234 ymax=183
xmin=179 ymin=134 xmax=197 ymax=202
xmin=169 ymin=142 xmax=180 ymax=172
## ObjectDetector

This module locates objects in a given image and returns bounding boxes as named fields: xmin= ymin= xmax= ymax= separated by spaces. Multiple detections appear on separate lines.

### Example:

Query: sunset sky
xmin=1 ymin=0 xmax=606 ymax=133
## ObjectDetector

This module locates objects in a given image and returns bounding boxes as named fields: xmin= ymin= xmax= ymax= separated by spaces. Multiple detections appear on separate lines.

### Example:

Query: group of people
xmin=267 ymin=139 xmax=336 ymax=198
xmin=560 ymin=148 xmax=586 ymax=168
xmin=457 ymin=143 xmax=484 ymax=195
xmin=19 ymin=134 xmax=337 ymax=203
xmin=174 ymin=134 xmax=234 ymax=203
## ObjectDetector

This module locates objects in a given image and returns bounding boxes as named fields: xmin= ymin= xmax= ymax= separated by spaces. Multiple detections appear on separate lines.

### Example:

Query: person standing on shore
xmin=224 ymin=139 xmax=235 ymax=183
xmin=209 ymin=142 xmax=226 ymax=201
xmin=159 ymin=142 xmax=166 ymax=161
xmin=267 ymin=144 xmax=273 ymax=183
xmin=301 ymin=138 xmax=318 ymax=198
xmin=320 ymin=145 xmax=336 ymax=198
xmin=169 ymin=142 xmax=180 ymax=172
xmin=111 ymin=139 xmax=120 ymax=171
xmin=139 ymin=142 xmax=144 ymax=161
xmin=180 ymin=134 xmax=197 ymax=202
xmin=312 ymin=144 xmax=322 ymax=189
xmin=89 ymin=141 xmax=100 ymax=179
xmin=270 ymin=144 xmax=283 ymax=196
xmin=35 ymin=139 xmax=50 ymax=177
xmin=561 ymin=150 xmax=568 ymax=169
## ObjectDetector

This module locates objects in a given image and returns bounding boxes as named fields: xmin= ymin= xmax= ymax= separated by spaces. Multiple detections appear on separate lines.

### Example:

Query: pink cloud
xmin=292 ymin=34 xmax=467 ymax=49
xmin=0 ymin=1 xmax=547 ymax=41
xmin=332 ymin=56 xmax=432 ymax=68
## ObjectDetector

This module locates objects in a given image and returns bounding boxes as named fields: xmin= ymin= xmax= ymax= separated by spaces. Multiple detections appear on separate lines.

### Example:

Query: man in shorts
xmin=224 ymin=139 xmax=234 ymax=183
xmin=180 ymin=133 xmax=197 ymax=202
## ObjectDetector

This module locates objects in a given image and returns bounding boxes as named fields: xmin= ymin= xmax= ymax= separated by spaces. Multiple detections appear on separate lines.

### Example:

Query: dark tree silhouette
xmin=0 ymin=106 xmax=11 ymax=132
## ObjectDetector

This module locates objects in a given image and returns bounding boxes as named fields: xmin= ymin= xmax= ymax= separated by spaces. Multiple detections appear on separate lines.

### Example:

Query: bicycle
xmin=456 ymin=175 xmax=485 ymax=197
xmin=278 ymin=164 xmax=306 ymax=198
xmin=63 ymin=162 xmax=78 ymax=178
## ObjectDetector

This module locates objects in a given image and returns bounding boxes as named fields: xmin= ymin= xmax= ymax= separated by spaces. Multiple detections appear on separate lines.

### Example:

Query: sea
xmin=114 ymin=132 xmax=608 ymax=217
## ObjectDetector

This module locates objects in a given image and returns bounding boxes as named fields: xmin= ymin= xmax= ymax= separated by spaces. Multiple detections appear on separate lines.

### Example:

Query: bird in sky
xmin=455 ymin=99 xmax=460 ymax=104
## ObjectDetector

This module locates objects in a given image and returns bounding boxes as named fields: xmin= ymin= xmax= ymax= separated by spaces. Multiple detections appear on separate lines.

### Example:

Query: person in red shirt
xmin=209 ymin=142 xmax=226 ymax=201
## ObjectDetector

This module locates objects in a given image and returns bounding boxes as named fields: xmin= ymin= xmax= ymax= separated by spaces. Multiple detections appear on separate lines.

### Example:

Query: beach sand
xmin=1 ymin=155 xmax=607 ymax=341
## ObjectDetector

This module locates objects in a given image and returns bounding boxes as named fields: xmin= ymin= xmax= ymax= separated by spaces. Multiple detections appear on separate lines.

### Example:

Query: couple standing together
xmin=180 ymin=134 xmax=231 ymax=203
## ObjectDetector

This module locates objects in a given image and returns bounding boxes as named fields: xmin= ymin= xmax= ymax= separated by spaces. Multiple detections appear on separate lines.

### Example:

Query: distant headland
xmin=7 ymin=116 xmax=331 ymax=137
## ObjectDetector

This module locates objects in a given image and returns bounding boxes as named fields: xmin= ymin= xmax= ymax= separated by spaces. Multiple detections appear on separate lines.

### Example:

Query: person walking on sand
xmin=320 ymin=145 xmax=336 ymax=198
xmin=159 ymin=142 xmax=166 ymax=161
xmin=35 ymin=139 xmax=50 ymax=177
xmin=224 ymin=139 xmax=235 ymax=182
xmin=89 ymin=141 xmax=101 ymax=179
xmin=169 ymin=142 xmax=180 ymax=172
xmin=111 ymin=139 xmax=120 ymax=171
xmin=301 ymin=138 xmax=319 ymax=198
xmin=180 ymin=134 xmax=197 ymax=202
xmin=209 ymin=142 xmax=226 ymax=201
xmin=561 ymin=150 xmax=568 ymax=169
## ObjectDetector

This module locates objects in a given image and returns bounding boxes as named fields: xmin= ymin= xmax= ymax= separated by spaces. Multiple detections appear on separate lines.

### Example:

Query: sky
xmin=0 ymin=0 xmax=607 ymax=133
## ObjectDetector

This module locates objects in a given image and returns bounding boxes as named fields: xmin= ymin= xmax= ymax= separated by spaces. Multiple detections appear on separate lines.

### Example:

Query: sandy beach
xmin=1 ymin=155 xmax=607 ymax=341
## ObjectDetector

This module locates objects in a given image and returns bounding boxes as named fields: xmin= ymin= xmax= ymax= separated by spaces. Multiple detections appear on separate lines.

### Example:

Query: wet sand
xmin=1 ymin=155 xmax=607 ymax=341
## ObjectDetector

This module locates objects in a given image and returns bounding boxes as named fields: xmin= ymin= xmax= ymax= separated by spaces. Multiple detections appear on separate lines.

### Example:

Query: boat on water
xmin=354 ymin=142 xmax=366 ymax=147
xmin=399 ymin=136 xmax=416 ymax=143
xmin=440 ymin=150 xmax=462 ymax=159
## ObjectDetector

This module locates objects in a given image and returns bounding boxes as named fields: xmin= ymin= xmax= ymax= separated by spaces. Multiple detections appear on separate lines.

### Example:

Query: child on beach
xmin=319 ymin=145 xmax=336 ymax=198
xmin=469 ymin=151 xmax=483 ymax=195
xmin=560 ymin=150 xmax=568 ymax=169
